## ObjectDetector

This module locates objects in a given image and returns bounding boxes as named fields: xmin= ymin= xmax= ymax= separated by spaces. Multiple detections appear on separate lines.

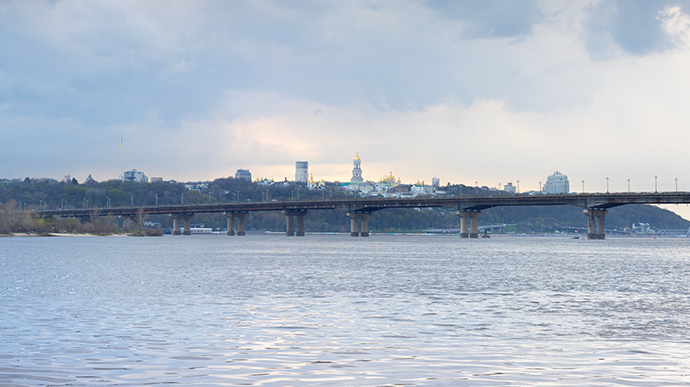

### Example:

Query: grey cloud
xmin=584 ymin=0 xmax=690 ymax=57
xmin=420 ymin=0 xmax=542 ymax=38
xmin=3 ymin=0 xmax=684 ymax=141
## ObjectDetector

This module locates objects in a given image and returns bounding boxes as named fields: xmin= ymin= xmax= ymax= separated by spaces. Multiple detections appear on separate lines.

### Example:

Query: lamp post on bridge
xmin=582 ymin=180 xmax=585 ymax=194
xmin=627 ymin=179 xmax=630 ymax=193
xmin=606 ymin=177 xmax=609 ymax=194
xmin=155 ymin=194 xmax=158 ymax=206
xmin=475 ymin=181 xmax=478 ymax=195
xmin=130 ymin=195 xmax=134 ymax=206
xmin=181 ymin=193 xmax=184 ymax=205
xmin=517 ymin=180 xmax=520 ymax=194
xmin=676 ymin=178 xmax=678 ymax=192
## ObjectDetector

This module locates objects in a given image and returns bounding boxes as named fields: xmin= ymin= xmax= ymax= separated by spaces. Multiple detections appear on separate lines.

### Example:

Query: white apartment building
xmin=545 ymin=171 xmax=570 ymax=194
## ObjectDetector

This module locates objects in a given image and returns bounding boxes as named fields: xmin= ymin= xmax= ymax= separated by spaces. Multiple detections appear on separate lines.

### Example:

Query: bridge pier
xmin=171 ymin=214 xmax=195 ymax=235
xmin=237 ymin=213 xmax=248 ymax=236
xmin=347 ymin=212 xmax=373 ymax=237
xmin=224 ymin=212 xmax=248 ymax=236
xmin=583 ymin=209 xmax=607 ymax=239
xmin=225 ymin=214 xmax=235 ymax=236
xmin=172 ymin=216 xmax=181 ymax=235
xmin=283 ymin=210 xmax=308 ymax=237
xmin=457 ymin=211 xmax=481 ymax=238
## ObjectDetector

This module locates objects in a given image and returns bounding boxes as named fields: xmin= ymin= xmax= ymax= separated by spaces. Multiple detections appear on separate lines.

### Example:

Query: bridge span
xmin=37 ymin=192 xmax=690 ymax=239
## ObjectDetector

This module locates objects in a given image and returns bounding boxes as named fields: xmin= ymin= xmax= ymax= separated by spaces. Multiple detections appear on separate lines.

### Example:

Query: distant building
xmin=295 ymin=161 xmax=308 ymax=183
xmin=150 ymin=177 xmax=163 ymax=183
xmin=85 ymin=174 xmax=95 ymax=183
xmin=185 ymin=182 xmax=209 ymax=191
xmin=257 ymin=178 xmax=275 ymax=185
xmin=545 ymin=171 xmax=570 ymax=194
xmin=432 ymin=177 xmax=440 ymax=188
xmin=235 ymin=169 xmax=252 ymax=181
xmin=504 ymin=182 xmax=517 ymax=194
xmin=351 ymin=153 xmax=363 ymax=185
xmin=632 ymin=223 xmax=651 ymax=233
xmin=411 ymin=183 xmax=434 ymax=196
xmin=307 ymin=174 xmax=325 ymax=190
xmin=123 ymin=169 xmax=148 ymax=183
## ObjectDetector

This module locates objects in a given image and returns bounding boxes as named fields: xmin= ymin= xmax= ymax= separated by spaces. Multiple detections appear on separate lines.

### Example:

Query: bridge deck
xmin=36 ymin=192 xmax=690 ymax=218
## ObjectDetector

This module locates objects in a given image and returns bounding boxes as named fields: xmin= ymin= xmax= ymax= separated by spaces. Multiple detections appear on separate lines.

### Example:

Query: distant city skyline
xmin=2 ymin=1 xmax=690 ymax=219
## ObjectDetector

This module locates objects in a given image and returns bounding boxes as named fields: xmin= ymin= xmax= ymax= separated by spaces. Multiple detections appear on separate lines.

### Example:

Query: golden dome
xmin=354 ymin=152 xmax=360 ymax=161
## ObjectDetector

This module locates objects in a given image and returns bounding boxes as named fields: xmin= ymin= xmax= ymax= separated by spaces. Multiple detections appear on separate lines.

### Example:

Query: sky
xmin=3 ymin=0 xmax=690 ymax=218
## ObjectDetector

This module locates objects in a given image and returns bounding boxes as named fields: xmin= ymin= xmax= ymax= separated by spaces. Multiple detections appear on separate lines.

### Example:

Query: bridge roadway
xmin=37 ymin=192 xmax=690 ymax=239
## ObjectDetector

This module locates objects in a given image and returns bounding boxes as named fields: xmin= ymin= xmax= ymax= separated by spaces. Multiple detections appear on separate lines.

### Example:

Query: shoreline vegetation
xmin=0 ymin=199 xmax=163 ymax=237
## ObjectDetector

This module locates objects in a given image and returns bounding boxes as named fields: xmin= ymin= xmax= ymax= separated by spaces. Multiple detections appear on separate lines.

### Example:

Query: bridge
xmin=36 ymin=192 xmax=690 ymax=239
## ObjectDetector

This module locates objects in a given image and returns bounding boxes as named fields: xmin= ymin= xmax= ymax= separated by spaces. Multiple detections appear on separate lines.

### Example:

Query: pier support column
xmin=283 ymin=210 xmax=307 ymax=237
xmin=586 ymin=211 xmax=596 ymax=239
xmin=457 ymin=211 xmax=481 ymax=238
xmin=584 ymin=209 xmax=607 ymax=239
xmin=286 ymin=214 xmax=295 ymax=236
xmin=360 ymin=213 xmax=373 ymax=237
xmin=458 ymin=213 xmax=468 ymax=238
xmin=469 ymin=212 xmax=480 ymax=238
xmin=182 ymin=214 xmax=194 ymax=235
xmin=295 ymin=211 xmax=307 ymax=236
xmin=236 ymin=212 xmax=248 ymax=236
xmin=171 ymin=216 xmax=181 ymax=235
xmin=595 ymin=212 xmax=606 ymax=240
xmin=224 ymin=213 xmax=235 ymax=236
xmin=349 ymin=215 xmax=359 ymax=237
xmin=347 ymin=212 xmax=374 ymax=237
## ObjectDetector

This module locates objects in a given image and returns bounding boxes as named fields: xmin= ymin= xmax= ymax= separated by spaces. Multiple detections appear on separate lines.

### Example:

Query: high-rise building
xmin=432 ymin=177 xmax=440 ymax=188
xmin=295 ymin=161 xmax=308 ymax=183
xmin=351 ymin=153 xmax=363 ymax=185
xmin=235 ymin=169 xmax=252 ymax=181
xmin=545 ymin=171 xmax=570 ymax=194
xmin=123 ymin=169 xmax=148 ymax=183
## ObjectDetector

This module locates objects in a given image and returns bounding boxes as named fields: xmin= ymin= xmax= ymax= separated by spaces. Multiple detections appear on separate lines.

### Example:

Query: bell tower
xmin=351 ymin=153 xmax=364 ymax=185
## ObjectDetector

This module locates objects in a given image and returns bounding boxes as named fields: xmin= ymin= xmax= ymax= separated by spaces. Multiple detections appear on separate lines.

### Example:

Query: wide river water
xmin=1 ymin=234 xmax=690 ymax=386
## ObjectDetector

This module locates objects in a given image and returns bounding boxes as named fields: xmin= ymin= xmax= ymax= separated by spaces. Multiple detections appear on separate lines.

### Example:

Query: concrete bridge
xmin=37 ymin=192 xmax=690 ymax=239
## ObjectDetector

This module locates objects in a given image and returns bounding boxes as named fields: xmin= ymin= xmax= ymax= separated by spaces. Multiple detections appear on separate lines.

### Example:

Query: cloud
xmin=583 ymin=0 xmax=690 ymax=58
xmin=659 ymin=5 xmax=690 ymax=47
xmin=158 ymin=60 xmax=196 ymax=80
xmin=421 ymin=0 xmax=542 ymax=38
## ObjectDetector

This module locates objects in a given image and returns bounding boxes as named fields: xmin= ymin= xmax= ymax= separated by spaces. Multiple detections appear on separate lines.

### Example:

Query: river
xmin=1 ymin=234 xmax=689 ymax=386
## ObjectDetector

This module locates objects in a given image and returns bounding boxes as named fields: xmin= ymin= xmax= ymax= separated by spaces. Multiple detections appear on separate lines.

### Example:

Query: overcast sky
xmin=3 ymin=0 xmax=690 ymax=216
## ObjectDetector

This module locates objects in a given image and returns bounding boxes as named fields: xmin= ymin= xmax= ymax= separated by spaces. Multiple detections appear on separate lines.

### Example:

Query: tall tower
xmin=351 ymin=153 xmax=363 ymax=185
xmin=295 ymin=161 xmax=308 ymax=182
